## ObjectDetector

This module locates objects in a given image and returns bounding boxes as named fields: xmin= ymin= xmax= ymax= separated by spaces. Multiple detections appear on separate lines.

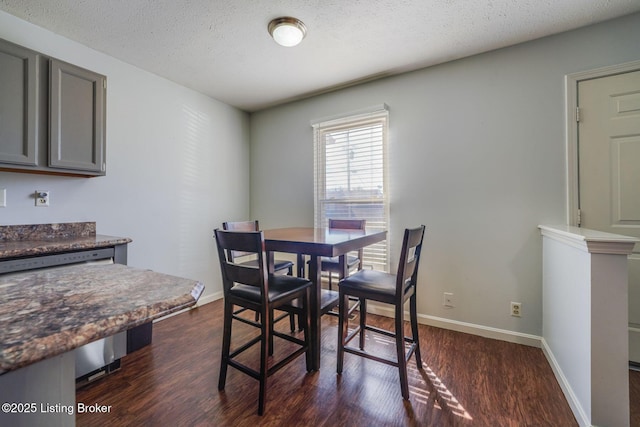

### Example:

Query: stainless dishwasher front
xmin=73 ymin=258 xmax=128 ymax=385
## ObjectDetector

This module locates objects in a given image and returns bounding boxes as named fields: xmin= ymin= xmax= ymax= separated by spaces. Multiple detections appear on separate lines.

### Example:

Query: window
xmin=313 ymin=107 xmax=389 ymax=271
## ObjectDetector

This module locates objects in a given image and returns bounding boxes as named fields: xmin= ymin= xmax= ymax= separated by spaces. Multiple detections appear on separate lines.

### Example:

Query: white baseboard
xmin=154 ymin=291 xmax=222 ymax=322
xmin=541 ymin=338 xmax=591 ymax=427
xmin=365 ymin=303 xmax=542 ymax=347
xmin=196 ymin=291 xmax=223 ymax=306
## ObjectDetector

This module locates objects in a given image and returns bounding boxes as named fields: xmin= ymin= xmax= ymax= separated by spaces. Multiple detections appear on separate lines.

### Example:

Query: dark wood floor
xmin=632 ymin=368 xmax=640 ymax=427
xmin=77 ymin=300 xmax=637 ymax=426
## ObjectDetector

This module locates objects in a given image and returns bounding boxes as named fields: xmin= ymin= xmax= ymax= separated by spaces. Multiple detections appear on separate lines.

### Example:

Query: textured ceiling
xmin=1 ymin=0 xmax=639 ymax=112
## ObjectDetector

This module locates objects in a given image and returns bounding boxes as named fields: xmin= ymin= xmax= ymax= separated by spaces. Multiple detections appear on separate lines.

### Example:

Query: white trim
xmin=195 ymin=291 xmax=222 ymax=306
xmin=154 ymin=291 xmax=222 ymax=322
xmin=541 ymin=338 xmax=591 ymax=427
xmin=565 ymin=60 xmax=640 ymax=226
xmin=539 ymin=224 xmax=638 ymax=254
xmin=310 ymin=103 xmax=389 ymax=127
xmin=365 ymin=303 xmax=542 ymax=347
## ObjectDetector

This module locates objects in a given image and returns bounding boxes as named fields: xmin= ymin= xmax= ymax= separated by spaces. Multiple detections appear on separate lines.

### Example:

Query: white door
xmin=578 ymin=70 xmax=640 ymax=364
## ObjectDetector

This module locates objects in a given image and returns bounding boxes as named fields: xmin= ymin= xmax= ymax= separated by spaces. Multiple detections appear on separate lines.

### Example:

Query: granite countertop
xmin=0 ymin=235 xmax=132 ymax=259
xmin=0 ymin=263 xmax=203 ymax=375
xmin=0 ymin=222 xmax=132 ymax=259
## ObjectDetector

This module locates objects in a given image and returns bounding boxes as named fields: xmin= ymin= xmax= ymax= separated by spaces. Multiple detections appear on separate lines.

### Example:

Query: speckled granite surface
xmin=0 ymin=263 xmax=203 ymax=375
xmin=0 ymin=222 xmax=132 ymax=259
xmin=0 ymin=222 xmax=96 ymax=241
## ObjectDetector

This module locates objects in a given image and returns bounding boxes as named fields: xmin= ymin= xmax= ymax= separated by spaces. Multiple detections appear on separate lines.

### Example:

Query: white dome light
xmin=268 ymin=17 xmax=307 ymax=47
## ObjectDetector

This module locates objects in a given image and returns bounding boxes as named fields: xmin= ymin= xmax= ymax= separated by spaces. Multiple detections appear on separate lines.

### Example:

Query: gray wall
xmin=0 ymin=11 xmax=251 ymax=302
xmin=250 ymin=13 xmax=640 ymax=338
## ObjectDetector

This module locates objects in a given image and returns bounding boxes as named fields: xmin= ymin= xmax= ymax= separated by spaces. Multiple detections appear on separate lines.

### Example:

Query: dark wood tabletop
xmin=263 ymin=227 xmax=387 ymax=370
xmin=263 ymin=227 xmax=386 ymax=257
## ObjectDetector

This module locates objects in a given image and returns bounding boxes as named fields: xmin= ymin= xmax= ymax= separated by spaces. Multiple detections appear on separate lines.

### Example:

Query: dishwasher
xmin=0 ymin=246 xmax=150 ymax=387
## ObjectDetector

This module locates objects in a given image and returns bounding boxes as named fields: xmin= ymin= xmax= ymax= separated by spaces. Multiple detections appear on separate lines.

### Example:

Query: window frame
xmin=312 ymin=107 xmax=390 ymax=272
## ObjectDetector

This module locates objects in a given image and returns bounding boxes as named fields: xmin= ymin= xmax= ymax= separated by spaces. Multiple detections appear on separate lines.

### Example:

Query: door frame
xmin=566 ymin=61 xmax=640 ymax=367
xmin=565 ymin=59 xmax=640 ymax=225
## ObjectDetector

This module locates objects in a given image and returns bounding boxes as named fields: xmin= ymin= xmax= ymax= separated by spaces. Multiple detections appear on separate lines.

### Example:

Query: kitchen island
xmin=0 ymin=222 xmax=150 ymax=363
xmin=0 ymin=229 xmax=203 ymax=426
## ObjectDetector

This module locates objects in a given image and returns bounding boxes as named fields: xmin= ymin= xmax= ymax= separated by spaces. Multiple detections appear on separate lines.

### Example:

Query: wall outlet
xmin=511 ymin=302 xmax=522 ymax=317
xmin=443 ymin=292 xmax=454 ymax=307
xmin=0 ymin=188 xmax=5 ymax=207
xmin=35 ymin=190 xmax=50 ymax=207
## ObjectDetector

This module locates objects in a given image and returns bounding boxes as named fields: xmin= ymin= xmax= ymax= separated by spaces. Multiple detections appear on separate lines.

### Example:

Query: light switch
xmin=0 ymin=189 xmax=5 ymax=207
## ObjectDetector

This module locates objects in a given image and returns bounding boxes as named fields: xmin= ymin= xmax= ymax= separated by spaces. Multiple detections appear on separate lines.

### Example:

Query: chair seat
xmin=229 ymin=274 xmax=311 ymax=304
xmin=338 ymin=269 xmax=402 ymax=299
xmin=320 ymin=255 xmax=360 ymax=271
xmin=238 ymin=258 xmax=294 ymax=272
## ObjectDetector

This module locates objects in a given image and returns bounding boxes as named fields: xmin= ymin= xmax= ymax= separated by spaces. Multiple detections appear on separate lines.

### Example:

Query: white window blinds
xmin=313 ymin=108 xmax=389 ymax=271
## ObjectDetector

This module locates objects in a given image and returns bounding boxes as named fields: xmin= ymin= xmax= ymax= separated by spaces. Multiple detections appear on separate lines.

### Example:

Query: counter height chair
xmin=319 ymin=218 xmax=367 ymax=291
xmin=337 ymin=225 xmax=425 ymax=399
xmin=214 ymin=229 xmax=312 ymax=416
xmin=223 ymin=220 xmax=296 ymax=332
xmin=223 ymin=221 xmax=294 ymax=275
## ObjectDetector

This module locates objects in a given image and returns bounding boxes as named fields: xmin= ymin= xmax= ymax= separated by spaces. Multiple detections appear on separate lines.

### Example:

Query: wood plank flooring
xmin=76 ymin=300 xmax=633 ymax=426
xmin=632 ymin=369 xmax=640 ymax=427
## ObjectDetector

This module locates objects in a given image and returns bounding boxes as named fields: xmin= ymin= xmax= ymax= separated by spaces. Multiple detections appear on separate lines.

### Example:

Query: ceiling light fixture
xmin=268 ymin=17 xmax=307 ymax=47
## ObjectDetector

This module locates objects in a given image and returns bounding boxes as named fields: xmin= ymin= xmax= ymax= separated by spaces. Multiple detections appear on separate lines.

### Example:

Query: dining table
xmin=263 ymin=227 xmax=387 ymax=371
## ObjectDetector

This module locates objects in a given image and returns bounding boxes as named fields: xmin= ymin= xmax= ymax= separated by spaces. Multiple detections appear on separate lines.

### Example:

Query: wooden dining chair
xmin=337 ymin=225 xmax=425 ymax=399
xmin=223 ymin=220 xmax=296 ymax=332
xmin=214 ymin=229 xmax=312 ymax=416
xmin=320 ymin=218 xmax=367 ymax=290
xmin=223 ymin=220 xmax=294 ymax=275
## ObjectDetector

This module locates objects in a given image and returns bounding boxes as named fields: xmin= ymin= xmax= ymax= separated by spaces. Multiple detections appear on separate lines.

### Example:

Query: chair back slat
xmin=224 ymin=262 xmax=263 ymax=287
xmin=222 ymin=220 xmax=261 ymax=260
xmin=328 ymin=218 xmax=366 ymax=231
xmin=395 ymin=226 xmax=426 ymax=295
xmin=214 ymin=228 xmax=268 ymax=296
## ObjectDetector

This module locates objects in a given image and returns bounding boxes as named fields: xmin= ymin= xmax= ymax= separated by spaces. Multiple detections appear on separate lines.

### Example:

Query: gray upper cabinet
xmin=0 ymin=40 xmax=39 ymax=166
xmin=0 ymin=38 xmax=106 ymax=177
xmin=49 ymin=59 xmax=105 ymax=173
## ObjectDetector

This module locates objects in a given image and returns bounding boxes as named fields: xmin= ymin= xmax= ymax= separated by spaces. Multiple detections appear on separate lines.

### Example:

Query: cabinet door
xmin=50 ymin=59 xmax=105 ymax=173
xmin=0 ymin=40 xmax=39 ymax=166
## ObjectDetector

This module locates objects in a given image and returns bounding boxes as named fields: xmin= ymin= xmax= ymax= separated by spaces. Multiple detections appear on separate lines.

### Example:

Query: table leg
xmin=338 ymin=254 xmax=347 ymax=280
xmin=308 ymin=254 xmax=321 ymax=370
xmin=296 ymin=254 xmax=305 ymax=277
xmin=267 ymin=251 xmax=275 ymax=273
